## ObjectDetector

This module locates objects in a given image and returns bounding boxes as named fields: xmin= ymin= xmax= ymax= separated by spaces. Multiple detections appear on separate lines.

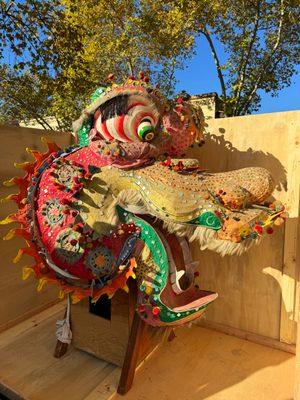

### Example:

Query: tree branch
xmin=233 ymin=0 xmax=261 ymax=115
xmin=4 ymin=92 xmax=54 ymax=130
xmin=237 ymin=0 xmax=285 ymax=115
xmin=200 ymin=27 xmax=227 ymax=101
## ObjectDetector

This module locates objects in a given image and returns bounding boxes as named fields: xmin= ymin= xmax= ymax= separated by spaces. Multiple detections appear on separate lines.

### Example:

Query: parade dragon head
xmin=2 ymin=73 xmax=287 ymax=326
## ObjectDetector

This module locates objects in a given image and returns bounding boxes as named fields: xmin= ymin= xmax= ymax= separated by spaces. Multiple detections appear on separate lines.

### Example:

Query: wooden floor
xmin=0 ymin=304 xmax=295 ymax=400
xmin=0 ymin=303 xmax=120 ymax=400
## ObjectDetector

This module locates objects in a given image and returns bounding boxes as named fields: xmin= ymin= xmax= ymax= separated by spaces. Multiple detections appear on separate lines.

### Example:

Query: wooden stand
xmin=63 ymin=279 xmax=169 ymax=394
xmin=117 ymin=309 xmax=146 ymax=394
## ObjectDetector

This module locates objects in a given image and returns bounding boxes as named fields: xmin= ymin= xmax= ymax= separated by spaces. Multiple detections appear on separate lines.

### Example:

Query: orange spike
xmin=3 ymin=193 xmax=25 ymax=206
xmin=3 ymin=178 xmax=17 ymax=187
xmin=3 ymin=228 xmax=31 ymax=241
xmin=14 ymin=207 xmax=29 ymax=225
xmin=37 ymin=277 xmax=48 ymax=291
xmin=13 ymin=249 xmax=24 ymax=263
xmin=4 ymin=176 xmax=29 ymax=189
xmin=26 ymin=148 xmax=45 ymax=164
xmin=22 ymin=266 xmax=35 ymax=280
xmin=41 ymin=136 xmax=60 ymax=153
xmin=14 ymin=162 xmax=35 ymax=174
xmin=0 ymin=214 xmax=17 ymax=225
xmin=12 ymin=247 xmax=39 ymax=263
xmin=1 ymin=194 xmax=16 ymax=203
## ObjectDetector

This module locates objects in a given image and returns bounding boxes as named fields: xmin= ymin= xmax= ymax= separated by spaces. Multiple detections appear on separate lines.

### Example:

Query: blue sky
xmin=3 ymin=30 xmax=299 ymax=115
xmin=174 ymin=36 xmax=300 ymax=114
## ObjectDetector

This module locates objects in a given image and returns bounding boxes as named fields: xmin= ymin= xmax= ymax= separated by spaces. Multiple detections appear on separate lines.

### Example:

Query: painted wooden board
xmin=188 ymin=110 xmax=300 ymax=343
xmin=0 ymin=126 xmax=72 ymax=330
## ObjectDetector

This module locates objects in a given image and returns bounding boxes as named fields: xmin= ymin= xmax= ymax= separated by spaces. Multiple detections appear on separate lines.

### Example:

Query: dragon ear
xmin=171 ymin=92 xmax=206 ymax=146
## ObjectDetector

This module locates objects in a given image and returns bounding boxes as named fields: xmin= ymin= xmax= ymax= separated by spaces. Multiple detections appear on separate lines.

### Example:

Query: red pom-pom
xmin=138 ymin=71 xmax=145 ymax=79
xmin=143 ymin=76 xmax=150 ymax=83
xmin=128 ymin=75 xmax=135 ymax=80
xmin=266 ymin=227 xmax=274 ymax=234
xmin=138 ymin=305 xmax=146 ymax=313
xmin=254 ymin=224 xmax=263 ymax=235
xmin=176 ymin=97 xmax=184 ymax=104
xmin=152 ymin=306 xmax=160 ymax=316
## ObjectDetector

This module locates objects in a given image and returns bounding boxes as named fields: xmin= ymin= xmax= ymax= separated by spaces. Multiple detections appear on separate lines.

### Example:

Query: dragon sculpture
xmin=2 ymin=73 xmax=286 ymax=328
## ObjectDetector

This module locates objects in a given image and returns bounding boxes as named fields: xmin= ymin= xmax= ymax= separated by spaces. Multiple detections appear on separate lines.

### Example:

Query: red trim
xmin=127 ymin=102 xmax=146 ymax=112
xmin=101 ymin=121 xmax=114 ymax=141
xmin=116 ymin=114 xmax=129 ymax=141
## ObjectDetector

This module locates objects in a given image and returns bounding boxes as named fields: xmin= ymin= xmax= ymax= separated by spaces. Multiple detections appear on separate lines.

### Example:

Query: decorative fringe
xmin=115 ymin=189 xmax=260 ymax=257
xmin=55 ymin=294 xmax=72 ymax=345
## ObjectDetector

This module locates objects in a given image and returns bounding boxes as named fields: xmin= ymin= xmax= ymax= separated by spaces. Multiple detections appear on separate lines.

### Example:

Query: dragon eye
xmin=137 ymin=119 xmax=155 ymax=142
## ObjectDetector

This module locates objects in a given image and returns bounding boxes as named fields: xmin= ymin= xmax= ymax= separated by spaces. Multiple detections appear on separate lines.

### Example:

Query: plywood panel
xmin=187 ymin=110 xmax=300 ymax=342
xmin=0 ymin=125 xmax=73 ymax=330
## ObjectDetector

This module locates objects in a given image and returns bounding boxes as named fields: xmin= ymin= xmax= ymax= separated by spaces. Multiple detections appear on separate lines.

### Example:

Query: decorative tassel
xmin=55 ymin=294 xmax=72 ymax=345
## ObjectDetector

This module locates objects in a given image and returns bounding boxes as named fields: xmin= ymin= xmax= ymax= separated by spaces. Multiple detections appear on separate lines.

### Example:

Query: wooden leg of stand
xmin=167 ymin=328 xmax=176 ymax=342
xmin=117 ymin=310 xmax=146 ymax=395
xmin=54 ymin=340 xmax=69 ymax=358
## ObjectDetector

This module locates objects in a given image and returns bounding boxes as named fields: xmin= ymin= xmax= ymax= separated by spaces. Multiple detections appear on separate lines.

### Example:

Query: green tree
xmin=0 ymin=0 xmax=197 ymax=129
xmin=0 ymin=0 xmax=299 ymax=128
xmin=196 ymin=0 xmax=300 ymax=115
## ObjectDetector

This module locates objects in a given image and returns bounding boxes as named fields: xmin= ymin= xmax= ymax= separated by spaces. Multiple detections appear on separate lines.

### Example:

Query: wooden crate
xmin=71 ymin=289 xmax=167 ymax=367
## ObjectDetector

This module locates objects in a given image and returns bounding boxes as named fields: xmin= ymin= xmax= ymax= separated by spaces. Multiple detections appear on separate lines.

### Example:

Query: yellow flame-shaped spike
xmin=122 ymin=284 xmax=129 ymax=293
xmin=3 ymin=178 xmax=16 ymax=187
xmin=22 ymin=266 xmax=34 ymax=280
xmin=0 ymin=215 xmax=15 ymax=225
xmin=41 ymin=136 xmax=49 ymax=144
xmin=131 ymin=272 xmax=136 ymax=280
xmin=41 ymin=136 xmax=60 ymax=152
xmin=58 ymin=290 xmax=65 ymax=299
xmin=0 ymin=194 xmax=15 ymax=203
xmin=14 ymin=161 xmax=31 ymax=169
xmin=71 ymin=293 xmax=82 ymax=304
xmin=37 ymin=277 xmax=48 ymax=292
xmin=13 ymin=249 xmax=24 ymax=263
xmin=3 ymin=229 xmax=16 ymax=240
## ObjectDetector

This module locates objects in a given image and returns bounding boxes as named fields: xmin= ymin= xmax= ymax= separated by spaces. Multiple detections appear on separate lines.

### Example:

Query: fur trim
xmin=114 ymin=189 xmax=260 ymax=257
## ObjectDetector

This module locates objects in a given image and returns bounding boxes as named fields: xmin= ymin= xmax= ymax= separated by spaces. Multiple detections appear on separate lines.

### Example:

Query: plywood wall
xmin=0 ymin=126 xmax=72 ymax=331
xmin=188 ymin=110 xmax=300 ymax=344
